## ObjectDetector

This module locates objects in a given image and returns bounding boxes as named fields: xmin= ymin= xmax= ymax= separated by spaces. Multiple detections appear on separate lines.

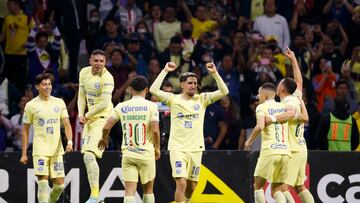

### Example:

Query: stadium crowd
xmin=0 ymin=0 xmax=360 ymax=152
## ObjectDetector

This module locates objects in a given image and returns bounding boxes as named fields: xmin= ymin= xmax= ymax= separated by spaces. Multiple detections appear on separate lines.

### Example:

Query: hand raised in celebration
xmin=205 ymin=62 xmax=217 ymax=74
xmin=164 ymin=62 xmax=177 ymax=72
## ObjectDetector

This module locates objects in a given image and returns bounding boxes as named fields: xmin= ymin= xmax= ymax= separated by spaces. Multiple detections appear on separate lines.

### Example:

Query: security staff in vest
xmin=315 ymin=96 xmax=359 ymax=151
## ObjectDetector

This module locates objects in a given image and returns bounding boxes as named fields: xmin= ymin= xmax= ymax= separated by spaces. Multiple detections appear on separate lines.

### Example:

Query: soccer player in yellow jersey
xmin=244 ymin=83 xmax=291 ymax=203
xmin=268 ymin=48 xmax=315 ymax=203
xmin=150 ymin=62 xmax=228 ymax=203
xmin=19 ymin=73 xmax=73 ymax=203
xmin=98 ymin=76 xmax=160 ymax=203
xmin=77 ymin=49 xmax=114 ymax=203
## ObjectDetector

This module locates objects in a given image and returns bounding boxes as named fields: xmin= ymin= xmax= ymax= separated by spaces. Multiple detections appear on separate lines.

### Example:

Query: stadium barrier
xmin=0 ymin=151 xmax=359 ymax=203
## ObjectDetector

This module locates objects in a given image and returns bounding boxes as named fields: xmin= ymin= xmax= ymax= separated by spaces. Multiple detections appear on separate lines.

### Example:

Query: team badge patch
xmin=175 ymin=161 xmax=182 ymax=168
xmin=38 ymin=159 xmax=44 ymax=166
xmin=94 ymin=82 xmax=101 ymax=89
xmin=53 ymin=106 xmax=60 ymax=113
xmin=38 ymin=119 xmax=45 ymax=126
xmin=194 ymin=104 xmax=200 ymax=111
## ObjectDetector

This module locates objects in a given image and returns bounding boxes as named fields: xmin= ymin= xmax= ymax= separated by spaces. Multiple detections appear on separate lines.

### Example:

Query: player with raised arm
xmin=267 ymin=47 xmax=314 ymax=203
xmin=149 ymin=62 xmax=228 ymax=203
xmin=244 ymin=83 xmax=291 ymax=203
xmin=77 ymin=49 xmax=114 ymax=203
xmin=98 ymin=76 xmax=160 ymax=203
xmin=20 ymin=73 xmax=73 ymax=203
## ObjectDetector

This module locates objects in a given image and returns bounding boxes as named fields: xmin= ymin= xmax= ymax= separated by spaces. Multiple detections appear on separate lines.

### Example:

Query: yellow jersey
xmin=79 ymin=66 xmax=114 ymax=118
xmin=256 ymin=100 xmax=290 ymax=156
xmin=23 ymin=96 xmax=68 ymax=156
xmin=282 ymin=90 xmax=307 ymax=152
xmin=110 ymin=96 xmax=159 ymax=159
xmin=164 ymin=93 xmax=217 ymax=151
xmin=2 ymin=11 xmax=34 ymax=55
xmin=191 ymin=17 xmax=217 ymax=39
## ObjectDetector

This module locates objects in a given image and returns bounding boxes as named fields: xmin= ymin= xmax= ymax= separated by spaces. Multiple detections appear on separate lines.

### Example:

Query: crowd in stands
xmin=0 ymin=0 xmax=360 ymax=152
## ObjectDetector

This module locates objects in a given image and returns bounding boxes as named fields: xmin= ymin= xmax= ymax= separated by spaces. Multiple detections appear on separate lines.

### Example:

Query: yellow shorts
xmin=122 ymin=156 xmax=155 ymax=184
xmin=285 ymin=151 xmax=307 ymax=186
xmin=170 ymin=151 xmax=202 ymax=181
xmin=33 ymin=155 xmax=65 ymax=179
xmin=81 ymin=118 xmax=107 ymax=158
xmin=254 ymin=154 xmax=289 ymax=183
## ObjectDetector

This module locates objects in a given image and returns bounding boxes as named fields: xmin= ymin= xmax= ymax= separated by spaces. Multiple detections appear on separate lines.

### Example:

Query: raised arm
xmin=297 ymin=97 xmax=309 ymax=123
xmin=205 ymin=62 xmax=229 ymax=101
xmin=149 ymin=62 xmax=177 ymax=102
xmin=284 ymin=47 xmax=302 ymax=92
xmin=265 ymin=105 xmax=296 ymax=126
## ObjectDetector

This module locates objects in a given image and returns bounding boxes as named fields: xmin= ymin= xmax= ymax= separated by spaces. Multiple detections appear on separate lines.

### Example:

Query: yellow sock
xmin=83 ymin=152 xmax=100 ymax=198
xmin=49 ymin=183 xmax=64 ymax=203
xmin=90 ymin=187 xmax=99 ymax=198
xmin=124 ymin=196 xmax=135 ymax=203
xmin=299 ymin=189 xmax=315 ymax=203
xmin=274 ymin=191 xmax=286 ymax=203
xmin=283 ymin=191 xmax=295 ymax=203
xmin=254 ymin=189 xmax=265 ymax=203
xmin=37 ymin=180 xmax=49 ymax=203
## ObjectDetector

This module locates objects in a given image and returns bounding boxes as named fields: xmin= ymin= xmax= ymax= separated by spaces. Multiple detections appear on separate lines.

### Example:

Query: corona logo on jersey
xmin=268 ymin=108 xmax=286 ymax=115
xmin=120 ymin=106 xmax=148 ymax=114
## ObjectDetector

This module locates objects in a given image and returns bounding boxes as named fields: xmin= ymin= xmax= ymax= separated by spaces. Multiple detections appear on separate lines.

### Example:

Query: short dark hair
xmin=261 ymin=82 xmax=276 ymax=92
xmin=336 ymin=79 xmax=349 ymax=89
xmin=334 ymin=96 xmax=349 ymax=110
xmin=170 ymin=36 xmax=182 ymax=44
xmin=110 ymin=48 xmax=123 ymax=57
xmin=34 ymin=73 xmax=53 ymax=85
xmin=91 ymin=49 xmax=106 ymax=57
xmin=8 ymin=0 xmax=21 ymax=6
xmin=35 ymin=32 xmax=48 ymax=42
xmin=130 ymin=76 xmax=148 ymax=91
xmin=282 ymin=78 xmax=297 ymax=94
xmin=179 ymin=72 xmax=198 ymax=83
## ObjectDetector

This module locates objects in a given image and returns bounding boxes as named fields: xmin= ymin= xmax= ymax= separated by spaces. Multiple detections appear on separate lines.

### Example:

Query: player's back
xmin=282 ymin=94 xmax=307 ymax=152
xmin=256 ymin=100 xmax=290 ymax=156
xmin=79 ymin=66 xmax=114 ymax=117
xmin=23 ymin=96 xmax=67 ymax=156
xmin=114 ymin=96 xmax=158 ymax=160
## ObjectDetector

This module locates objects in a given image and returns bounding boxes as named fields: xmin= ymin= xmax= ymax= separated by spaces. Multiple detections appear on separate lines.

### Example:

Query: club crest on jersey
xmin=38 ymin=119 xmax=45 ymax=126
xmin=38 ymin=159 xmax=45 ymax=166
xmin=177 ymin=112 xmax=184 ymax=118
xmin=53 ymin=106 xmax=60 ymax=113
xmin=194 ymin=104 xmax=200 ymax=111
xmin=94 ymin=82 xmax=101 ymax=89
xmin=175 ymin=161 xmax=182 ymax=168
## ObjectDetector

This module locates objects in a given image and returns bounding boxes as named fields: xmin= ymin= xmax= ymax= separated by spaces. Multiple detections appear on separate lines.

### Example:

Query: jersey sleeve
xmin=293 ymin=90 xmax=302 ymax=98
xmin=60 ymin=99 xmax=69 ymax=119
xmin=150 ymin=103 xmax=160 ymax=122
xmin=109 ymin=107 xmax=120 ymax=122
xmin=23 ymin=103 xmax=33 ymax=125
xmin=255 ymin=105 xmax=265 ymax=118
xmin=101 ymin=73 xmax=114 ymax=95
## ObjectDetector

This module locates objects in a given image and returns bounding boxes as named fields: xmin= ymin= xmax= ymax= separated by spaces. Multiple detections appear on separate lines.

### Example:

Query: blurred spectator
xmin=8 ymin=95 xmax=33 ymax=151
xmin=96 ymin=17 xmax=125 ymax=50
xmin=144 ymin=4 xmax=161 ymax=33
xmin=106 ymin=48 xmax=136 ymax=104
xmin=313 ymin=58 xmax=339 ymax=112
xmin=147 ymin=57 xmax=161 ymax=85
xmin=0 ymin=75 xmax=22 ymax=117
xmin=180 ymin=21 xmax=196 ymax=62
xmin=238 ymin=96 xmax=260 ymax=150
xmin=323 ymin=0 xmax=353 ymax=27
xmin=291 ymin=33 xmax=312 ymax=79
xmin=0 ymin=0 xmax=9 ymax=28
xmin=86 ymin=8 xmax=102 ymax=54
xmin=347 ymin=6 xmax=360 ymax=55
xmin=322 ymin=80 xmax=359 ymax=115
xmin=342 ymin=46 xmax=360 ymax=102
xmin=203 ymin=100 xmax=227 ymax=150
xmin=290 ymin=0 xmax=315 ymax=31
xmin=253 ymin=0 xmax=290 ymax=50
xmin=26 ymin=23 xmax=61 ymax=84
xmin=1 ymin=0 xmax=34 ymax=92
xmin=181 ymin=1 xmax=218 ymax=39
xmin=135 ymin=20 xmax=155 ymax=49
xmin=111 ymin=0 xmax=143 ymax=33
xmin=302 ymin=88 xmax=320 ymax=150
xmin=54 ymin=0 xmax=87 ymax=83
xmin=217 ymin=54 xmax=241 ymax=105
xmin=124 ymin=33 xmax=152 ymax=76
xmin=153 ymin=5 xmax=181 ymax=52
xmin=251 ymin=0 xmax=264 ymax=21
xmin=0 ymin=109 xmax=13 ymax=151
xmin=315 ymin=96 xmax=359 ymax=151
xmin=219 ymin=95 xmax=241 ymax=149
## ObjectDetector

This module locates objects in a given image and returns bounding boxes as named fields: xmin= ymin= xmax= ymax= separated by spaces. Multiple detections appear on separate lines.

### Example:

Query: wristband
xmin=270 ymin=115 xmax=277 ymax=123
xmin=67 ymin=140 xmax=73 ymax=145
